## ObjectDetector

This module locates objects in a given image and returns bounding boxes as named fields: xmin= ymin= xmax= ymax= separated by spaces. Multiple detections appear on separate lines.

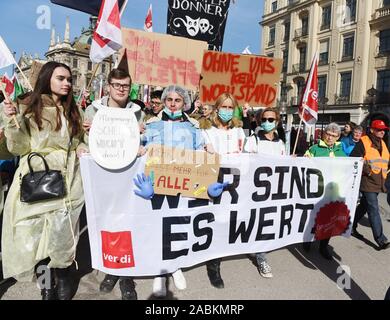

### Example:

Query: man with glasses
xmin=83 ymin=68 xmax=144 ymax=133
xmin=351 ymin=119 xmax=390 ymax=250
xmin=304 ymin=123 xmax=346 ymax=259
xmin=144 ymin=90 xmax=163 ymax=122
xmin=83 ymin=68 xmax=144 ymax=300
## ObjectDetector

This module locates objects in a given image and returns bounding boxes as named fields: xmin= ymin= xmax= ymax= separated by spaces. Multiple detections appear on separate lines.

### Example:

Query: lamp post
xmin=319 ymin=97 xmax=329 ymax=135
xmin=367 ymin=86 xmax=378 ymax=115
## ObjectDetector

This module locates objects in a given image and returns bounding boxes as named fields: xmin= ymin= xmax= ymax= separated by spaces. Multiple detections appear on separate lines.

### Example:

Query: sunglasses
xmin=261 ymin=117 xmax=275 ymax=123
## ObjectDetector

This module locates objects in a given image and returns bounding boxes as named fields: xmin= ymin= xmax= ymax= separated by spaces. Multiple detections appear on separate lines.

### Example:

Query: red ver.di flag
xmin=167 ymin=0 xmax=231 ymax=51
xmin=101 ymin=231 xmax=135 ymax=269
xmin=90 ymin=0 xmax=122 ymax=63
xmin=298 ymin=53 xmax=319 ymax=126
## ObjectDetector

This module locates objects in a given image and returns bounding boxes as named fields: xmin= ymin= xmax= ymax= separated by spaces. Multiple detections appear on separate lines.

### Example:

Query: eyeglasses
xmin=324 ymin=132 xmax=339 ymax=138
xmin=109 ymin=82 xmax=131 ymax=90
xmin=150 ymin=100 xmax=162 ymax=106
xmin=261 ymin=117 xmax=275 ymax=123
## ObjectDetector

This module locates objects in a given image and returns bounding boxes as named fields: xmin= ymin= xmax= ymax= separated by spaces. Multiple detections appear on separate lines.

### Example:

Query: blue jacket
xmin=341 ymin=135 xmax=357 ymax=156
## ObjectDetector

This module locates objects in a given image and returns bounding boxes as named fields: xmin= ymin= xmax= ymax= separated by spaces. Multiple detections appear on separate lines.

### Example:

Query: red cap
xmin=371 ymin=119 xmax=389 ymax=130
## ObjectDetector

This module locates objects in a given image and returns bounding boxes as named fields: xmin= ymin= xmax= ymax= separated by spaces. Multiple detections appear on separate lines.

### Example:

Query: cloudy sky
xmin=0 ymin=0 xmax=264 ymax=75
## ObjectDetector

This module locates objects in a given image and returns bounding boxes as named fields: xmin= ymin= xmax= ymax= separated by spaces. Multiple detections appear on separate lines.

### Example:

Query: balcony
xmin=292 ymin=63 xmax=306 ymax=73
xmin=373 ymin=7 xmax=390 ymax=20
xmin=294 ymin=27 xmax=308 ymax=39
xmin=335 ymin=95 xmax=350 ymax=105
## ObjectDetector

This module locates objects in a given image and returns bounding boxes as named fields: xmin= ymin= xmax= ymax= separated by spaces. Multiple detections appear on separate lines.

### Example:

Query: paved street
xmin=1 ymin=195 xmax=390 ymax=300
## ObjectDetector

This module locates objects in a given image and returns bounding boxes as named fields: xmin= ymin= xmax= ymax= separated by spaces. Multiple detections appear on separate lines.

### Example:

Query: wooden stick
xmin=86 ymin=63 xmax=100 ymax=91
xmin=0 ymin=84 xmax=20 ymax=129
xmin=292 ymin=116 xmax=303 ymax=156
xmin=15 ymin=62 xmax=33 ymax=91
xmin=120 ymin=0 xmax=129 ymax=17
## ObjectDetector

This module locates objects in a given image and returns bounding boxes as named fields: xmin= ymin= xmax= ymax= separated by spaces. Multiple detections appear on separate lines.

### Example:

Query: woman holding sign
xmin=142 ymin=85 xmax=204 ymax=297
xmin=1 ymin=61 xmax=87 ymax=300
xmin=201 ymin=93 xmax=246 ymax=288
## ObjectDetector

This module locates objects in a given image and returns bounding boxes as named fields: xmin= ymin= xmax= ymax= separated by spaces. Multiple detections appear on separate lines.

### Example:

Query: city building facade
xmin=261 ymin=0 xmax=390 ymax=130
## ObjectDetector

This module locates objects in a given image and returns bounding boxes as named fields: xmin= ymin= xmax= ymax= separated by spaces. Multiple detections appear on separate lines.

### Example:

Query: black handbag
xmin=20 ymin=152 xmax=66 ymax=203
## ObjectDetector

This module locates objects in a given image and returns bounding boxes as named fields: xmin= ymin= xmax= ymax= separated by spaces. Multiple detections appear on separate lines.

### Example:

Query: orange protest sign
xmin=199 ymin=51 xmax=283 ymax=107
xmin=119 ymin=28 xmax=208 ymax=91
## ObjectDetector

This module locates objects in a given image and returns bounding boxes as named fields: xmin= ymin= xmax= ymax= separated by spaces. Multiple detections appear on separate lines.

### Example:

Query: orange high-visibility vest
xmin=361 ymin=135 xmax=389 ymax=178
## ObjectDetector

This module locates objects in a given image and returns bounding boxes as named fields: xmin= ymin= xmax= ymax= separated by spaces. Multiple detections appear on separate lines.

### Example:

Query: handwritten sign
xmin=119 ymin=28 xmax=208 ymax=91
xmin=144 ymin=145 xmax=220 ymax=199
xmin=199 ymin=51 xmax=283 ymax=107
xmin=89 ymin=107 xmax=140 ymax=170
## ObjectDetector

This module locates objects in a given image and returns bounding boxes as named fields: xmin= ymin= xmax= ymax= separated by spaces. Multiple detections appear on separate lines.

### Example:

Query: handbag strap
xmin=65 ymin=135 xmax=73 ymax=170
xmin=27 ymin=152 xmax=50 ymax=173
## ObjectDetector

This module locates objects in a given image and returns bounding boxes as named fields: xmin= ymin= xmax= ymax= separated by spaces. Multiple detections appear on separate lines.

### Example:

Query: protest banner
xmin=144 ymin=145 xmax=220 ymax=199
xmin=199 ymin=51 xmax=283 ymax=107
xmin=118 ymin=28 xmax=208 ymax=91
xmin=167 ymin=0 xmax=231 ymax=51
xmin=88 ymin=106 xmax=140 ymax=170
xmin=80 ymin=153 xmax=362 ymax=276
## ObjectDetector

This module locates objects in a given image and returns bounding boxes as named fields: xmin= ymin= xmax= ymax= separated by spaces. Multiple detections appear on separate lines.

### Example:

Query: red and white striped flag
xmin=144 ymin=4 xmax=153 ymax=32
xmin=90 ymin=0 xmax=122 ymax=63
xmin=298 ymin=53 xmax=319 ymax=126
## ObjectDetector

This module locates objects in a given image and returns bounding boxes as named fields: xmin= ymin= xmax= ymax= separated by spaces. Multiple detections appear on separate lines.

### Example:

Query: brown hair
xmin=24 ymin=61 xmax=82 ymax=137
xmin=211 ymin=93 xmax=243 ymax=128
xmin=107 ymin=68 xmax=132 ymax=84
xmin=256 ymin=107 xmax=280 ymax=126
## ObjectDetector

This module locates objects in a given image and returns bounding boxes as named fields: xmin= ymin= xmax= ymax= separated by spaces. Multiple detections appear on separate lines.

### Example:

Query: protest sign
xmin=80 ymin=154 xmax=362 ymax=276
xmin=144 ymin=145 xmax=220 ymax=199
xmin=88 ymin=106 xmax=140 ymax=170
xmin=167 ymin=0 xmax=231 ymax=51
xmin=118 ymin=28 xmax=208 ymax=91
xmin=199 ymin=51 xmax=283 ymax=106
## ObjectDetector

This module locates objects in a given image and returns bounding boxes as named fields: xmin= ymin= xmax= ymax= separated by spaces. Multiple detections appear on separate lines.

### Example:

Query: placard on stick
xmin=144 ymin=145 xmax=220 ymax=199
xmin=118 ymin=28 xmax=208 ymax=91
xmin=199 ymin=51 xmax=283 ymax=107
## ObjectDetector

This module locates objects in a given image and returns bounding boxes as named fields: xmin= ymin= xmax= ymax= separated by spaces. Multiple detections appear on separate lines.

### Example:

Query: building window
xmin=377 ymin=70 xmax=390 ymax=93
xmin=267 ymin=52 xmax=275 ymax=57
xmin=302 ymin=17 xmax=309 ymax=36
xmin=268 ymin=26 xmax=275 ymax=46
xmin=319 ymin=40 xmax=329 ymax=65
xmin=88 ymin=61 xmax=93 ymax=71
xmin=318 ymin=75 xmax=327 ymax=99
xmin=297 ymin=78 xmax=305 ymax=100
xmin=344 ymin=0 xmax=356 ymax=23
xmin=101 ymin=64 xmax=106 ymax=73
xmin=280 ymin=81 xmax=288 ymax=102
xmin=379 ymin=29 xmax=390 ymax=54
xmin=271 ymin=1 xmax=277 ymax=13
xmin=282 ymin=49 xmax=288 ymax=72
xmin=342 ymin=34 xmax=354 ymax=61
xmin=340 ymin=71 xmax=352 ymax=99
xmin=284 ymin=21 xmax=290 ymax=42
xmin=73 ymin=58 xmax=78 ymax=68
xmin=321 ymin=5 xmax=331 ymax=30
xmin=384 ymin=0 xmax=390 ymax=7
xmin=72 ymin=74 xmax=77 ymax=86
xmin=299 ymin=45 xmax=307 ymax=70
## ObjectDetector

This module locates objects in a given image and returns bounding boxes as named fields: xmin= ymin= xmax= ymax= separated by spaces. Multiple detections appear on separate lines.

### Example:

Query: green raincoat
xmin=1 ymin=94 xmax=87 ymax=281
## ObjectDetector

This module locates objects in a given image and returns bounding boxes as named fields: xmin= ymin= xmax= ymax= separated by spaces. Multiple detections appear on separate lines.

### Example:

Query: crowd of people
xmin=0 ymin=63 xmax=389 ymax=300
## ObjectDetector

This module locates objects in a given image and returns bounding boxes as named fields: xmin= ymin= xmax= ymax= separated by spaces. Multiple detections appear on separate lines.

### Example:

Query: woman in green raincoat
xmin=1 ymin=61 xmax=87 ymax=300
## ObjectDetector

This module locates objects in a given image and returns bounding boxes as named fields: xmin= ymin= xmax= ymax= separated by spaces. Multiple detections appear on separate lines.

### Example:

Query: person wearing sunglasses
xmin=303 ymin=123 xmax=346 ymax=259
xmin=350 ymin=119 xmax=390 ymax=250
xmin=243 ymin=107 xmax=286 ymax=279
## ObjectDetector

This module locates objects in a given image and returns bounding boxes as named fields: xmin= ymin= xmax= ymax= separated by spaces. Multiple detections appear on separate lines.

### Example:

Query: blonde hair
xmin=211 ymin=93 xmax=243 ymax=129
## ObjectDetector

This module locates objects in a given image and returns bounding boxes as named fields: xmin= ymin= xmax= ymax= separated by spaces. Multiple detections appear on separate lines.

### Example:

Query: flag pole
xmin=120 ymin=0 xmax=128 ymax=17
xmin=292 ymin=116 xmax=303 ymax=156
xmin=0 ymin=83 xmax=20 ymax=129
xmin=86 ymin=63 xmax=100 ymax=91
xmin=14 ymin=62 xmax=33 ymax=91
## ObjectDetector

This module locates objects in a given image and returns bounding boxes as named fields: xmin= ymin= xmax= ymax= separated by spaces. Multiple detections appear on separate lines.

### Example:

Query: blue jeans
xmin=354 ymin=192 xmax=388 ymax=245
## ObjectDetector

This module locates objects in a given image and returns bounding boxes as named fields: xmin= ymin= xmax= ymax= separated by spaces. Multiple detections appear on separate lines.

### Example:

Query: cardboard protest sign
xmin=28 ymin=61 xmax=44 ymax=89
xmin=88 ymin=106 xmax=140 ymax=170
xmin=144 ymin=145 xmax=220 ymax=199
xmin=199 ymin=51 xmax=283 ymax=107
xmin=167 ymin=0 xmax=231 ymax=51
xmin=119 ymin=28 xmax=208 ymax=91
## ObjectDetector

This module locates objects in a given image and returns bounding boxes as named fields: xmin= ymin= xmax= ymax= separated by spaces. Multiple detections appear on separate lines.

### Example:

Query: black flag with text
xmin=167 ymin=0 xmax=231 ymax=51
